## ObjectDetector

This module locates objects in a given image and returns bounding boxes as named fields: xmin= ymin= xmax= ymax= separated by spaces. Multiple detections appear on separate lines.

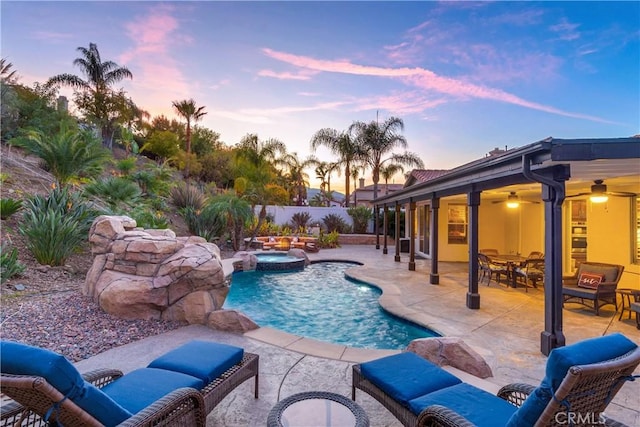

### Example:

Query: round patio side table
xmin=616 ymin=288 xmax=640 ymax=320
xmin=267 ymin=391 xmax=369 ymax=427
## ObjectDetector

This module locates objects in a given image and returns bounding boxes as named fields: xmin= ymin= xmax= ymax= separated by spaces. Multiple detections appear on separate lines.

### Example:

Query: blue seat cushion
xmin=545 ymin=333 xmax=636 ymax=390
xmin=74 ymin=382 xmax=133 ymax=427
xmin=101 ymin=368 xmax=204 ymax=415
xmin=1 ymin=341 xmax=85 ymax=399
xmin=408 ymin=383 xmax=517 ymax=426
xmin=147 ymin=340 xmax=244 ymax=384
xmin=359 ymin=352 xmax=462 ymax=406
xmin=506 ymin=333 xmax=637 ymax=427
xmin=0 ymin=341 xmax=132 ymax=426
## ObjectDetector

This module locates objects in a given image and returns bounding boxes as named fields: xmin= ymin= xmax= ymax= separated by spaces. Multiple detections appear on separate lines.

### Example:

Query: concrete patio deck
xmin=75 ymin=245 xmax=640 ymax=426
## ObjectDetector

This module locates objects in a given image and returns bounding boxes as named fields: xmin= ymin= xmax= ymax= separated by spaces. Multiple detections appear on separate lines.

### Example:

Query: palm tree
xmin=48 ymin=43 xmax=133 ymax=148
xmin=349 ymin=116 xmax=424 ymax=200
xmin=234 ymin=134 xmax=289 ymax=244
xmin=207 ymin=192 xmax=253 ymax=251
xmin=279 ymin=152 xmax=315 ymax=205
xmin=313 ymin=161 xmax=340 ymax=206
xmin=172 ymin=99 xmax=207 ymax=178
xmin=380 ymin=163 xmax=406 ymax=194
xmin=1 ymin=58 xmax=18 ymax=98
xmin=310 ymin=128 xmax=362 ymax=207
xmin=10 ymin=123 xmax=110 ymax=186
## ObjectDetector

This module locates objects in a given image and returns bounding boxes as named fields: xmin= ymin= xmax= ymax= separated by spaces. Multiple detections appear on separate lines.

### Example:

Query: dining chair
xmin=478 ymin=253 xmax=508 ymax=286
xmin=513 ymin=258 xmax=545 ymax=292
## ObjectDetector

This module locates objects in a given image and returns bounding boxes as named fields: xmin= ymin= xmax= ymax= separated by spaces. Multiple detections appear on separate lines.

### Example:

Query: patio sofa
xmin=562 ymin=262 xmax=624 ymax=315
xmin=0 ymin=340 xmax=259 ymax=427
xmin=352 ymin=333 xmax=639 ymax=427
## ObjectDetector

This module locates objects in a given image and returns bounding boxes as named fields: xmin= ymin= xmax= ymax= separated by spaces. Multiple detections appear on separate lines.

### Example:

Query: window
xmin=447 ymin=204 xmax=468 ymax=244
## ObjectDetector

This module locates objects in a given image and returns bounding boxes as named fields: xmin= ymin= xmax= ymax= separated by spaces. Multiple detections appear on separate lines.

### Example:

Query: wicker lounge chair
xmin=1 ymin=340 xmax=259 ymax=427
xmin=352 ymin=334 xmax=640 ymax=427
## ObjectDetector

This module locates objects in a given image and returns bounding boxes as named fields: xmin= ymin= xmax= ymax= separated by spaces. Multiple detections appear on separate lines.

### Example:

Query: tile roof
xmin=405 ymin=169 xmax=450 ymax=187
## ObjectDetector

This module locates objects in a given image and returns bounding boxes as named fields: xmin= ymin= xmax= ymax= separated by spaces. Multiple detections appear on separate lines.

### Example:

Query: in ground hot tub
xmin=255 ymin=253 xmax=305 ymax=272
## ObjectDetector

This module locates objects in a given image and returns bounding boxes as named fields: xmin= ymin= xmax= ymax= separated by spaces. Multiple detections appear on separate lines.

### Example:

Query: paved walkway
xmin=75 ymin=245 xmax=640 ymax=426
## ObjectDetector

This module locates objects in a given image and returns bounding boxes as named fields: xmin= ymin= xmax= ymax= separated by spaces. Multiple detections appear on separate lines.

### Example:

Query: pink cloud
xmin=262 ymin=48 xmax=612 ymax=123
xmin=210 ymin=101 xmax=347 ymax=125
xmin=257 ymin=69 xmax=319 ymax=80
xmin=120 ymin=5 xmax=190 ymax=108
xmin=210 ymin=79 xmax=231 ymax=90
xmin=354 ymin=92 xmax=446 ymax=115
xmin=549 ymin=18 xmax=581 ymax=41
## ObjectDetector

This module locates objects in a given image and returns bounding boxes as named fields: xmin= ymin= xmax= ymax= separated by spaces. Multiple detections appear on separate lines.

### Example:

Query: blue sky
xmin=2 ymin=1 xmax=638 ymax=192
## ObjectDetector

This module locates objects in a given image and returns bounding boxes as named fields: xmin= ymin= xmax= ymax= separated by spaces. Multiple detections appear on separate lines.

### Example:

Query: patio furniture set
xmin=478 ymin=250 xmax=545 ymax=291
xmin=479 ymin=251 xmax=636 ymax=324
xmin=254 ymin=235 xmax=319 ymax=252
xmin=2 ymin=333 xmax=639 ymax=426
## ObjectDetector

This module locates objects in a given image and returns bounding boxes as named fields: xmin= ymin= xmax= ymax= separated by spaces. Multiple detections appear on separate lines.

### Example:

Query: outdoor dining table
xmin=492 ymin=254 xmax=527 ymax=288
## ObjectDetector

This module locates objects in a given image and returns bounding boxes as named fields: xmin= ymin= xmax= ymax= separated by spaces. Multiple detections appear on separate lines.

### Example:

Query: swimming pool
xmin=223 ymin=261 xmax=438 ymax=349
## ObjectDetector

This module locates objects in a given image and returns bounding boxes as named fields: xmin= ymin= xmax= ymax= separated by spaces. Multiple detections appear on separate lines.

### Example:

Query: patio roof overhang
xmin=373 ymin=137 xmax=640 ymax=206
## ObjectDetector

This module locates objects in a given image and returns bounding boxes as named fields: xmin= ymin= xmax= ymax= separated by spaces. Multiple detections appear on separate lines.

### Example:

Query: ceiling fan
xmin=492 ymin=191 xmax=540 ymax=208
xmin=566 ymin=180 xmax=636 ymax=203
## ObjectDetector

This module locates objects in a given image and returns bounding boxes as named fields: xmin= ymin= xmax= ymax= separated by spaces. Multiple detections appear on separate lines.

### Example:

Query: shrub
xmin=318 ymin=230 xmax=340 ymax=249
xmin=170 ymin=184 xmax=206 ymax=210
xmin=19 ymin=188 xmax=98 ymax=266
xmin=20 ymin=210 xmax=87 ymax=266
xmin=0 ymin=244 xmax=25 ymax=284
xmin=83 ymin=177 xmax=141 ymax=210
xmin=130 ymin=206 xmax=169 ymax=229
xmin=180 ymin=206 xmax=226 ymax=242
xmin=290 ymin=211 xmax=312 ymax=230
xmin=322 ymin=213 xmax=351 ymax=234
xmin=132 ymin=163 xmax=173 ymax=197
xmin=0 ymin=198 xmax=22 ymax=220
xmin=114 ymin=157 xmax=137 ymax=176
xmin=347 ymin=206 xmax=372 ymax=234
xmin=10 ymin=124 xmax=110 ymax=186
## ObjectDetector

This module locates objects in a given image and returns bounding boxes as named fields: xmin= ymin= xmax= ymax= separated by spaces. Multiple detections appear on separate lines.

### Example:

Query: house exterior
xmin=373 ymin=137 xmax=640 ymax=355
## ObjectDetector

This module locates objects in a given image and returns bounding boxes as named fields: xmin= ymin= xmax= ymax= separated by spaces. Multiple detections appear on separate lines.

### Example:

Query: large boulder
xmin=206 ymin=309 xmax=259 ymax=333
xmin=84 ymin=216 xmax=232 ymax=329
xmin=406 ymin=337 xmax=493 ymax=379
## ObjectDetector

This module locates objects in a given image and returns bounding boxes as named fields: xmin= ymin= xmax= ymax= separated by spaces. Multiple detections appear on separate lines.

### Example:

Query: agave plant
xmin=19 ymin=187 xmax=99 ymax=266
xmin=322 ymin=213 xmax=351 ymax=234
xmin=0 ymin=243 xmax=25 ymax=284
xmin=170 ymin=183 xmax=206 ymax=210
xmin=0 ymin=198 xmax=22 ymax=220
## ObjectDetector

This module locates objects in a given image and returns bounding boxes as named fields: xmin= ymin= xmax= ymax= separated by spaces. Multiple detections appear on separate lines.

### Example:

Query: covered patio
xmin=373 ymin=137 xmax=640 ymax=355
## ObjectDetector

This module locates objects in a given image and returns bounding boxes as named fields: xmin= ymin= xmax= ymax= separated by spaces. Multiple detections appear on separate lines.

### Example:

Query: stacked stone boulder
xmin=84 ymin=215 xmax=257 ymax=332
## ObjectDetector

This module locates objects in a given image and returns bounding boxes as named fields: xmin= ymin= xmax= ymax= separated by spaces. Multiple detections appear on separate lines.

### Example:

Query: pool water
xmin=224 ymin=262 xmax=438 ymax=349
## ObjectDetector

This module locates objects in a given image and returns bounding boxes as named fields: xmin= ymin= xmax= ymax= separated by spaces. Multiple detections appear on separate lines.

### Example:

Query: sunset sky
xmin=2 ymin=1 xmax=638 ymax=192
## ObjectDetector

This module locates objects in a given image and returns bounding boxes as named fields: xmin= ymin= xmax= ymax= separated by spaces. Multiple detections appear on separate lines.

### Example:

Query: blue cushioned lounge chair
xmin=352 ymin=334 xmax=640 ymax=427
xmin=0 ymin=340 xmax=259 ymax=427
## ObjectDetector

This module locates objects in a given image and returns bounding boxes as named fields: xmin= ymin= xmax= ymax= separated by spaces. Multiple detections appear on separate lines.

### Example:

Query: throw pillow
xmin=577 ymin=272 xmax=604 ymax=289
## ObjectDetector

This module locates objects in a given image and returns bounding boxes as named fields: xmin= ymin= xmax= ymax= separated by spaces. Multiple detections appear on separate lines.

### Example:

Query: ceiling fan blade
xmin=566 ymin=192 xmax=590 ymax=198
xmin=607 ymin=191 xmax=637 ymax=197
